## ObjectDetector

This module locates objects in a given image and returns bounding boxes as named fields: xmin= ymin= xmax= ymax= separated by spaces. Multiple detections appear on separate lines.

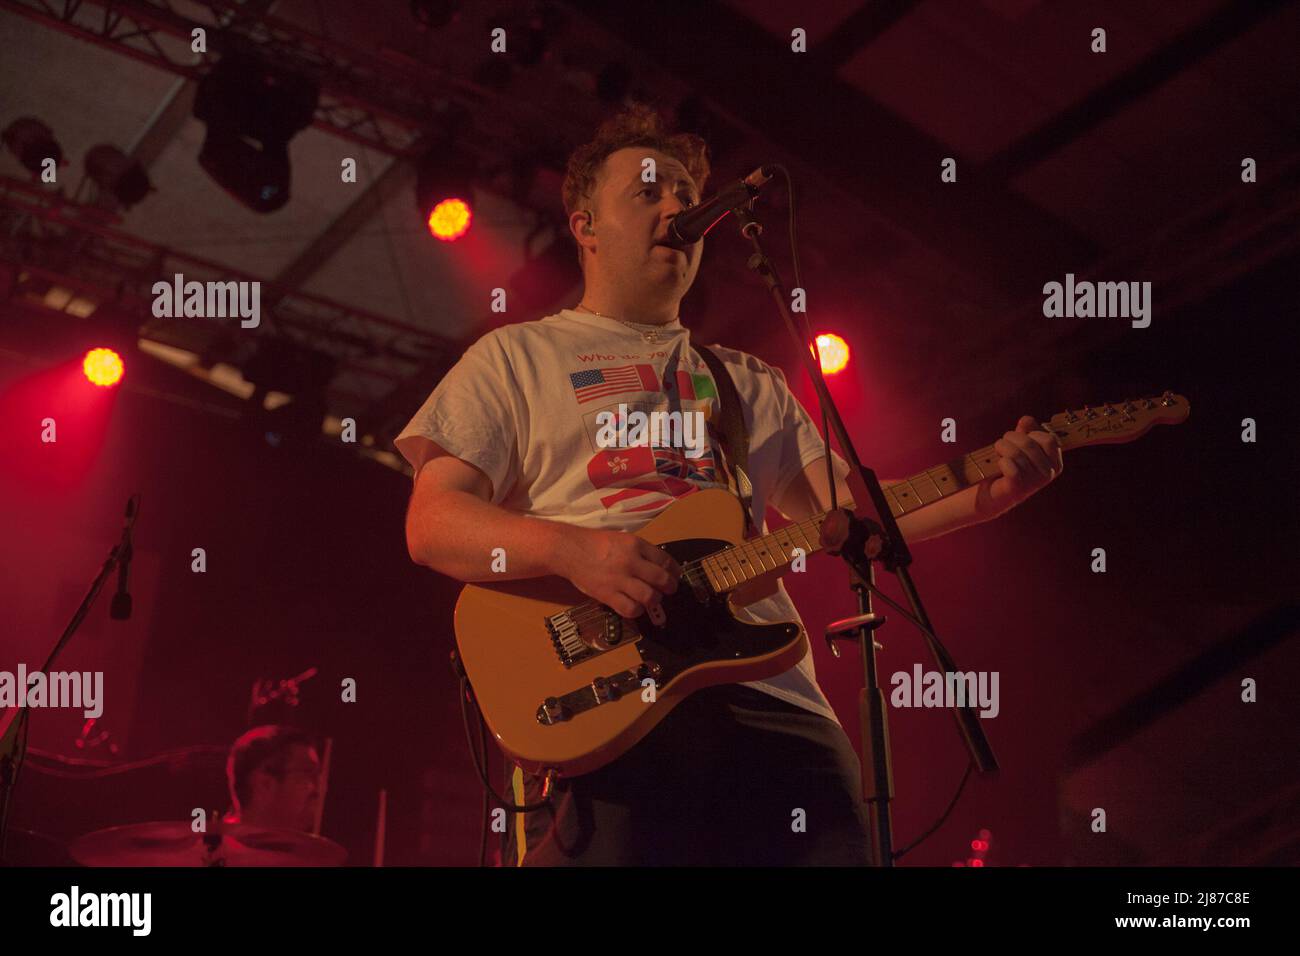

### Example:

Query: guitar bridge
xmin=545 ymin=605 xmax=640 ymax=667
xmin=545 ymin=609 xmax=592 ymax=667
xmin=536 ymin=662 xmax=662 ymax=724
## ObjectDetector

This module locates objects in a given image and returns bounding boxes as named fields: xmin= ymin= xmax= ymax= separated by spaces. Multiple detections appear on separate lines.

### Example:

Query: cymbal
xmin=69 ymin=821 xmax=347 ymax=867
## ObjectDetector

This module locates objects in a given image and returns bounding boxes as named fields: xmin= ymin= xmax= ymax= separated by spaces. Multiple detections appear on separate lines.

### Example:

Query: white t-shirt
xmin=395 ymin=308 xmax=850 ymax=724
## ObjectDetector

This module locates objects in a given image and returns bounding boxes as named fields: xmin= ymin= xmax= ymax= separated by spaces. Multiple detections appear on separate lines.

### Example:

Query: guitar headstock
xmin=1043 ymin=391 xmax=1189 ymax=450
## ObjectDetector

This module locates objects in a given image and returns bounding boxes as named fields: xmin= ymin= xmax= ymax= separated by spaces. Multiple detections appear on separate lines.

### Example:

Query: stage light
xmin=812 ymin=333 xmax=850 ymax=375
xmin=84 ymin=144 xmax=153 ymax=209
xmin=2 ymin=117 xmax=63 ymax=175
xmin=416 ymin=152 xmax=475 ymax=241
xmin=193 ymin=50 xmax=319 ymax=213
xmin=83 ymin=348 xmax=124 ymax=387
xmin=427 ymin=197 xmax=472 ymax=240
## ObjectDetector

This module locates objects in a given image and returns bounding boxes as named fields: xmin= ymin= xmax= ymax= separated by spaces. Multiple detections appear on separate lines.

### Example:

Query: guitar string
xmin=558 ymin=522 xmax=827 ymax=629
xmin=553 ymin=418 xmax=1125 ymax=628
xmin=559 ymin=486 xmax=956 ymax=629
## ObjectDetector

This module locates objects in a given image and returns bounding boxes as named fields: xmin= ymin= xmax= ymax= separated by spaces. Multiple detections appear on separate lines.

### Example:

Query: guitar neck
xmin=698 ymin=390 xmax=1190 ymax=594
xmin=698 ymin=446 xmax=998 ymax=594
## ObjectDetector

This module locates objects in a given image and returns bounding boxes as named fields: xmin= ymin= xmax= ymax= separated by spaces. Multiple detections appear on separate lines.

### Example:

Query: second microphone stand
xmin=729 ymin=202 xmax=998 ymax=867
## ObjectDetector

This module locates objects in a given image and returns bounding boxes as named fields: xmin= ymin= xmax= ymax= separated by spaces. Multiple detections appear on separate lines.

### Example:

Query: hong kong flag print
xmin=587 ymin=446 xmax=656 ymax=488
xmin=586 ymin=446 xmax=700 ymax=514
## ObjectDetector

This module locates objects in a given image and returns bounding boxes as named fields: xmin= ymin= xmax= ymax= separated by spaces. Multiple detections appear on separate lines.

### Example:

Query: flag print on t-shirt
xmin=586 ymin=444 xmax=720 ymax=514
xmin=579 ymin=379 xmax=723 ymax=516
xmin=568 ymin=364 xmax=660 ymax=404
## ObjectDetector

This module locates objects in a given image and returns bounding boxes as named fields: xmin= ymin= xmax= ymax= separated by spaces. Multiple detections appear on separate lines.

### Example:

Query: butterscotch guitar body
xmin=453 ymin=391 xmax=1192 ymax=779
xmin=454 ymin=488 xmax=808 ymax=778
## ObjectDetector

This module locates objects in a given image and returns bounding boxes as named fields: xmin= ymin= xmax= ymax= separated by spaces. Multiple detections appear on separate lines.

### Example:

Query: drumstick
xmin=373 ymin=789 xmax=387 ymax=868
xmin=313 ymin=737 xmax=332 ymax=836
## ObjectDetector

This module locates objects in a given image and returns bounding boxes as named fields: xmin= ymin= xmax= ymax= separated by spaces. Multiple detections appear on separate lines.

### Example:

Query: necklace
xmin=575 ymin=303 xmax=679 ymax=343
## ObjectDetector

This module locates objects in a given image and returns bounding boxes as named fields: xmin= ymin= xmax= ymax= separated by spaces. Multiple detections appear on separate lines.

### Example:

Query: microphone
xmin=664 ymin=165 xmax=775 ymax=248
xmin=110 ymin=496 xmax=137 ymax=621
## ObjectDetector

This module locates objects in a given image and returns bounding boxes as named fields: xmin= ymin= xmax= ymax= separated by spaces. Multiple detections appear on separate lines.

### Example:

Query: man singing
xmin=398 ymin=103 xmax=1062 ymax=865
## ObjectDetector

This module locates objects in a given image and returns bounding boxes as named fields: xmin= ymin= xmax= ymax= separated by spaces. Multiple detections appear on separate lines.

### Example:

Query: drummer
xmin=222 ymin=725 xmax=320 ymax=832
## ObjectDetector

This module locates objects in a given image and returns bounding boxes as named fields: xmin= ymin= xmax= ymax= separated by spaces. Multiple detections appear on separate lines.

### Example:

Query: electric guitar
xmin=455 ymin=392 xmax=1190 ymax=777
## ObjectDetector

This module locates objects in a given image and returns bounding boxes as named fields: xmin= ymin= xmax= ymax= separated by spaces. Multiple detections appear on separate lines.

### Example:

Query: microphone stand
xmin=0 ymin=494 xmax=140 ymax=863
xmin=728 ymin=203 xmax=997 ymax=867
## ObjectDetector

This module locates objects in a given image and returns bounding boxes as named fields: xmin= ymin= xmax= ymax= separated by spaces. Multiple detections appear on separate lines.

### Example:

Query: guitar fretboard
xmin=698 ymin=443 xmax=1002 ymax=594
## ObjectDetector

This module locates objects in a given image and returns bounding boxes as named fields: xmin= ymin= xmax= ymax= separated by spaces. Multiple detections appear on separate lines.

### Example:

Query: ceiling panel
xmin=1011 ymin=57 xmax=1293 ymax=245
xmin=837 ymin=0 xmax=1223 ymax=161
xmin=720 ymin=0 xmax=866 ymax=45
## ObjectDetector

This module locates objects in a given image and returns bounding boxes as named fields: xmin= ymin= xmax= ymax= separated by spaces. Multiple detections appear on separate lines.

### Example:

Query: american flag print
xmin=568 ymin=364 xmax=660 ymax=404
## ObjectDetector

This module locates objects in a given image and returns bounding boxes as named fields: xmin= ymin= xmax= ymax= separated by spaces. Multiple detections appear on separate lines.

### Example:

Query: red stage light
xmin=83 ymin=348 xmax=124 ymax=387
xmin=427 ymin=198 xmax=472 ymax=240
xmin=812 ymin=333 xmax=849 ymax=375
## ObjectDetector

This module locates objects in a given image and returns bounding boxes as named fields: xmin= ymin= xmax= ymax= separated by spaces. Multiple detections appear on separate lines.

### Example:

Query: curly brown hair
xmin=562 ymin=102 xmax=711 ymax=264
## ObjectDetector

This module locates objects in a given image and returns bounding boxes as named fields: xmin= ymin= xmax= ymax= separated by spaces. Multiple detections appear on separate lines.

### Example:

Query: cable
xmin=456 ymin=674 xmax=550 ymax=838
xmin=769 ymin=165 xmax=978 ymax=865
xmin=892 ymin=759 xmax=975 ymax=861
xmin=769 ymin=165 xmax=836 ymax=514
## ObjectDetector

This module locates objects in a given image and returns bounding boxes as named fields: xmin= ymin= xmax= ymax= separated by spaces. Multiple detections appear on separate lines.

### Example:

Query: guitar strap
xmin=695 ymin=343 xmax=757 ymax=538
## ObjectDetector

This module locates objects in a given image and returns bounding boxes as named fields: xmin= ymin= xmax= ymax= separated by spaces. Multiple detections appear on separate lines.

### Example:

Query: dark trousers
xmin=503 ymin=683 xmax=872 ymax=866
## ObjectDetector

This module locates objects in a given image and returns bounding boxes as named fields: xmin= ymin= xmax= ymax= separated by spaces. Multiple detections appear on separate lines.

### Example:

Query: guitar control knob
xmin=542 ymin=697 xmax=564 ymax=723
xmin=591 ymin=676 xmax=612 ymax=703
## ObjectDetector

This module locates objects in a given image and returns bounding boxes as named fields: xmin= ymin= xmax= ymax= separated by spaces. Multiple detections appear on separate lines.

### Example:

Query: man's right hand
xmin=553 ymin=526 xmax=682 ymax=620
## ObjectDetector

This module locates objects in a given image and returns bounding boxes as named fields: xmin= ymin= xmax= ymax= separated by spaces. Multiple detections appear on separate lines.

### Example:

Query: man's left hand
xmin=981 ymin=415 xmax=1064 ymax=517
